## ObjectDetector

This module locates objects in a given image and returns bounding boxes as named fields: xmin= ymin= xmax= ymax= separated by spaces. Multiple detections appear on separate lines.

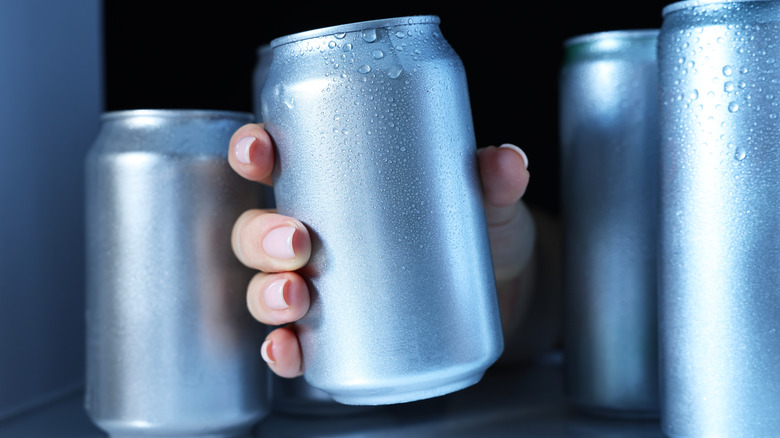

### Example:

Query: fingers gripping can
xmin=559 ymin=30 xmax=660 ymax=418
xmin=260 ymin=16 xmax=503 ymax=405
xmin=85 ymin=110 xmax=269 ymax=437
xmin=659 ymin=1 xmax=780 ymax=436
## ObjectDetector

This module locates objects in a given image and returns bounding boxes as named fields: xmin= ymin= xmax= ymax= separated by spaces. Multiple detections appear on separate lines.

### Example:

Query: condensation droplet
xmin=334 ymin=32 xmax=346 ymax=39
xmin=358 ymin=65 xmax=371 ymax=74
xmin=735 ymin=146 xmax=747 ymax=160
xmin=723 ymin=65 xmax=734 ymax=76
xmin=725 ymin=81 xmax=735 ymax=92
xmin=388 ymin=66 xmax=402 ymax=79
xmin=362 ymin=29 xmax=378 ymax=42
xmin=372 ymin=49 xmax=384 ymax=59
xmin=728 ymin=101 xmax=740 ymax=112
xmin=328 ymin=41 xmax=337 ymax=49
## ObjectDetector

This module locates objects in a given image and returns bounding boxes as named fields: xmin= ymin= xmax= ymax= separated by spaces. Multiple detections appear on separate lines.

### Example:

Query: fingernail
xmin=499 ymin=143 xmax=528 ymax=169
xmin=265 ymin=278 xmax=289 ymax=310
xmin=262 ymin=226 xmax=297 ymax=260
xmin=261 ymin=339 xmax=275 ymax=364
xmin=235 ymin=136 xmax=255 ymax=164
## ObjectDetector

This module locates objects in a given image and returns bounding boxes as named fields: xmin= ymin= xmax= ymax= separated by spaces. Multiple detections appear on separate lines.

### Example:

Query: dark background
xmin=103 ymin=1 xmax=674 ymax=214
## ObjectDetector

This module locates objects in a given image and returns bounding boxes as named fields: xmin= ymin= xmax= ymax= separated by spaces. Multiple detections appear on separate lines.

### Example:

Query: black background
xmin=103 ymin=1 xmax=674 ymax=214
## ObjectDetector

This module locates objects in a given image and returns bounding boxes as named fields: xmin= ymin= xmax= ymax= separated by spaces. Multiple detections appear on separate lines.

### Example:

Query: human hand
xmin=228 ymin=123 xmax=534 ymax=378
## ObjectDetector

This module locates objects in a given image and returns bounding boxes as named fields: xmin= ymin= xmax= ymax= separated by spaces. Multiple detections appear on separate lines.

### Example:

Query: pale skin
xmin=228 ymin=123 xmax=544 ymax=379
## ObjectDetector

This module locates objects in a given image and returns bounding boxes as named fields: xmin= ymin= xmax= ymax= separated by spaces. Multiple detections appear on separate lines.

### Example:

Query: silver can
xmin=84 ymin=110 xmax=268 ymax=437
xmin=260 ymin=16 xmax=503 ymax=405
xmin=560 ymin=30 xmax=660 ymax=418
xmin=252 ymin=44 xmax=273 ymax=117
xmin=659 ymin=1 xmax=780 ymax=436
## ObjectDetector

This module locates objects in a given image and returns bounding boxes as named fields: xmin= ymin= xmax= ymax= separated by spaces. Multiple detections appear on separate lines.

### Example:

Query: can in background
xmin=260 ymin=16 xmax=503 ymax=405
xmin=659 ymin=1 xmax=780 ymax=436
xmin=84 ymin=110 xmax=269 ymax=437
xmin=559 ymin=30 xmax=660 ymax=418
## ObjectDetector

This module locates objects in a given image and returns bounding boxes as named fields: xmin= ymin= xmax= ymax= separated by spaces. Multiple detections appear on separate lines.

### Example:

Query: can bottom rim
xmin=326 ymin=370 xmax=485 ymax=406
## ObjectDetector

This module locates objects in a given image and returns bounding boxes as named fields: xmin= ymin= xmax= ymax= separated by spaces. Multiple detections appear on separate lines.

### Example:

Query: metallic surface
xmin=84 ymin=110 xmax=268 ymax=437
xmin=252 ymin=44 xmax=272 ymax=117
xmin=659 ymin=1 xmax=780 ymax=436
xmin=260 ymin=16 xmax=503 ymax=405
xmin=559 ymin=30 xmax=660 ymax=418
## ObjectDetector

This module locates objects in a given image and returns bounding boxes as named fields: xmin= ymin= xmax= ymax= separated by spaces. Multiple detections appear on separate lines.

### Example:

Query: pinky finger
xmin=261 ymin=326 xmax=304 ymax=378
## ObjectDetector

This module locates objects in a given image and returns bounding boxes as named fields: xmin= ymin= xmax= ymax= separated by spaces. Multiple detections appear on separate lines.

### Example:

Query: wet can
xmin=252 ymin=43 xmax=276 ymax=210
xmin=260 ymin=16 xmax=503 ymax=405
xmin=659 ymin=1 xmax=780 ymax=436
xmin=559 ymin=30 xmax=661 ymax=418
xmin=254 ymin=38 xmax=363 ymax=417
xmin=84 ymin=110 xmax=269 ymax=437
xmin=252 ymin=44 xmax=273 ymax=117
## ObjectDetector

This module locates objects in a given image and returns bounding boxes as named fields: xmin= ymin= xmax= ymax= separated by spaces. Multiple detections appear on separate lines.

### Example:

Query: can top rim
xmin=563 ymin=29 xmax=659 ymax=48
xmin=270 ymin=15 xmax=441 ymax=48
xmin=101 ymin=109 xmax=254 ymax=122
xmin=663 ymin=0 xmax=769 ymax=15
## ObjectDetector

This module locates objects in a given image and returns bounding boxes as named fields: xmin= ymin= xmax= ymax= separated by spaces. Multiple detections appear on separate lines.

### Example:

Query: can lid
xmin=663 ymin=0 xmax=764 ymax=16
xmin=563 ymin=29 xmax=659 ymax=62
xmin=270 ymin=15 xmax=441 ymax=48
xmin=100 ymin=109 xmax=254 ymax=123
xmin=563 ymin=29 xmax=659 ymax=48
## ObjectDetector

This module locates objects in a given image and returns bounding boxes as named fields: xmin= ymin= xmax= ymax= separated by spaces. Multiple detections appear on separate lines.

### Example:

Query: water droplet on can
xmin=362 ymin=29 xmax=378 ymax=42
xmin=372 ymin=49 xmax=384 ymax=59
xmin=388 ymin=66 xmax=402 ymax=79
xmin=358 ymin=65 xmax=371 ymax=74
xmin=728 ymin=101 xmax=740 ymax=112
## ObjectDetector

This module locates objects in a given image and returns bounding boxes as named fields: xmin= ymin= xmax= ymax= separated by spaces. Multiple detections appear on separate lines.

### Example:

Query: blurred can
xmin=559 ymin=30 xmax=660 ymax=418
xmin=260 ymin=16 xmax=503 ymax=405
xmin=659 ymin=1 xmax=780 ymax=436
xmin=84 ymin=110 xmax=269 ymax=437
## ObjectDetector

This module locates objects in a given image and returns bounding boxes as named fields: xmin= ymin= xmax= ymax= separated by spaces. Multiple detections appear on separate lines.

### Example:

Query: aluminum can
xmin=260 ymin=16 xmax=503 ymax=405
xmin=84 ymin=110 xmax=268 ymax=437
xmin=559 ymin=30 xmax=660 ymax=418
xmin=659 ymin=1 xmax=780 ymax=436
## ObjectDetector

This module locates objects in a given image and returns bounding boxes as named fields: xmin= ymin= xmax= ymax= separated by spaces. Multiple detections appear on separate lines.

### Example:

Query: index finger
xmin=228 ymin=123 xmax=275 ymax=186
